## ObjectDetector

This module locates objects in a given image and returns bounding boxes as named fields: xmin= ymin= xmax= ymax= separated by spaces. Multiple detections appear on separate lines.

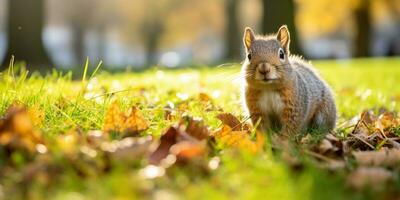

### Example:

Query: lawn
xmin=0 ymin=57 xmax=400 ymax=199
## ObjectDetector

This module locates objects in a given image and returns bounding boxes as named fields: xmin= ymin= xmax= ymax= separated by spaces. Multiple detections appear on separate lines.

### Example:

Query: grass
xmin=0 ymin=57 xmax=400 ymax=199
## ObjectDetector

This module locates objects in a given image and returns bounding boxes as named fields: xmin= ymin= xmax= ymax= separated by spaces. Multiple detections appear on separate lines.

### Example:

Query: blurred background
xmin=0 ymin=0 xmax=399 ymax=70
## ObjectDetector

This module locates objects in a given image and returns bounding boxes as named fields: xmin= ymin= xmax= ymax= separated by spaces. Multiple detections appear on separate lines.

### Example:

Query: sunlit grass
xmin=0 ymin=57 xmax=399 ymax=199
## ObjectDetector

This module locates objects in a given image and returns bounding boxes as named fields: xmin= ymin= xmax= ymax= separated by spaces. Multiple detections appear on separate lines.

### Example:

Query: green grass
xmin=0 ymin=57 xmax=400 ymax=199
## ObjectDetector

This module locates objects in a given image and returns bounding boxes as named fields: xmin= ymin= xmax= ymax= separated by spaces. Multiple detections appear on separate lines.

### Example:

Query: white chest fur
xmin=257 ymin=91 xmax=284 ymax=115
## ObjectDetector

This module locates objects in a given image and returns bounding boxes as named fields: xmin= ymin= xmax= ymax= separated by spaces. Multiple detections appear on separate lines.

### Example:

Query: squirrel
xmin=241 ymin=25 xmax=337 ymax=138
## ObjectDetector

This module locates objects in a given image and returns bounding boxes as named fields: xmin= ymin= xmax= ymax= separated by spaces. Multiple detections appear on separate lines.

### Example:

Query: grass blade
xmin=89 ymin=60 xmax=103 ymax=80
xmin=82 ymin=57 xmax=89 ymax=83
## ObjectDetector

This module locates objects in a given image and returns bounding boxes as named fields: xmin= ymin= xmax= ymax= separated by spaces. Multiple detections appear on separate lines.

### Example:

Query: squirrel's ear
xmin=277 ymin=25 xmax=290 ymax=53
xmin=243 ymin=27 xmax=255 ymax=51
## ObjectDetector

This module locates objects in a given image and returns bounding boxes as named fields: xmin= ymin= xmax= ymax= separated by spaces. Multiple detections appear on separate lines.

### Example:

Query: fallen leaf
xmin=375 ymin=112 xmax=400 ymax=137
xmin=184 ymin=117 xmax=210 ymax=140
xmin=213 ymin=124 xmax=264 ymax=153
xmin=199 ymin=92 xmax=212 ymax=103
xmin=27 ymin=104 xmax=45 ymax=127
xmin=217 ymin=113 xmax=243 ymax=131
xmin=170 ymin=141 xmax=207 ymax=162
xmin=103 ymin=101 xmax=125 ymax=133
xmin=0 ymin=103 xmax=45 ymax=153
xmin=124 ymin=106 xmax=150 ymax=135
xmin=103 ymin=101 xmax=149 ymax=135
xmin=149 ymin=121 xmax=209 ymax=166
xmin=149 ymin=126 xmax=179 ymax=165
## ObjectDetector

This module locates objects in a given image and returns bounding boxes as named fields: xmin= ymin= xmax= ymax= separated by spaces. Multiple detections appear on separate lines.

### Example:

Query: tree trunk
xmin=354 ymin=0 xmax=371 ymax=57
xmin=142 ymin=19 xmax=164 ymax=66
xmin=1 ymin=0 xmax=52 ymax=71
xmin=225 ymin=0 xmax=241 ymax=60
xmin=261 ymin=0 xmax=301 ymax=54
xmin=71 ymin=24 xmax=86 ymax=65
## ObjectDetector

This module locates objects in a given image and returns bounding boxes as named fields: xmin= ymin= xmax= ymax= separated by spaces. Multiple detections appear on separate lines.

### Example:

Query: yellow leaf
xmin=103 ymin=101 xmax=126 ymax=133
xmin=28 ymin=104 xmax=45 ymax=127
xmin=124 ymin=106 xmax=150 ymax=134
xmin=199 ymin=92 xmax=212 ymax=102
xmin=103 ymin=101 xmax=150 ymax=135
xmin=213 ymin=124 xmax=264 ymax=153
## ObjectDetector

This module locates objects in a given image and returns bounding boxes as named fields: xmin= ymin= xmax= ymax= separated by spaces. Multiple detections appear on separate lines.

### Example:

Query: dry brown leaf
xmin=375 ymin=112 xmax=400 ymax=137
xmin=149 ymin=121 xmax=209 ymax=166
xmin=217 ymin=113 xmax=243 ymax=131
xmin=149 ymin=126 xmax=179 ymax=165
xmin=185 ymin=117 xmax=210 ymax=140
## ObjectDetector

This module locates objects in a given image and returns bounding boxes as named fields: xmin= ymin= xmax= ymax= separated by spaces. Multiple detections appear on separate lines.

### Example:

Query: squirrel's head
xmin=242 ymin=25 xmax=293 ymax=88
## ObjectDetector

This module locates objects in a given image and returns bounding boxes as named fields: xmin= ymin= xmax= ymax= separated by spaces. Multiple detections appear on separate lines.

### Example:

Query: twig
xmin=352 ymin=134 xmax=375 ymax=149
xmin=351 ymin=112 xmax=365 ymax=135
xmin=303 ymin=149 xmax=338 ymax=163
xmin=229 ymin=115 xmax=253 ymax=131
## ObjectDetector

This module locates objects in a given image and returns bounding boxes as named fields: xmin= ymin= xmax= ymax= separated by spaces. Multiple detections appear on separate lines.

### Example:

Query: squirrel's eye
xmin=278 ymin=48 xmax=285 ymax=60
xmin=247 ymin=53 xmax=251 ymax=60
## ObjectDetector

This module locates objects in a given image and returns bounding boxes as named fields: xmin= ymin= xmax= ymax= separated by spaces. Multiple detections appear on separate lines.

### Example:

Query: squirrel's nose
xmin=258 ymin=63 xmax=270 ymax=75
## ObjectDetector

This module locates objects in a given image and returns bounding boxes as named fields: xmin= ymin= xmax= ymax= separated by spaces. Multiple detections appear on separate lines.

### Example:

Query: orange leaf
xmin=213 ymin=124 xmax=264 ymax=153
xmin=170 ymin=141 xmax=207 ymax=161
xmin=199 ymin=92 xmax=212 ymax=102
xmin=103 ymin=101 xmax=125 ymax=133
xmin=28 ymin=104 xmax=45 ymax=127
xmin=0 ymin=103 xmax=45 ymax=153
xmin=124 ymin=106 xmax=150 ymax=134
xmin=103 ymin=101 xmax=149 ymax=135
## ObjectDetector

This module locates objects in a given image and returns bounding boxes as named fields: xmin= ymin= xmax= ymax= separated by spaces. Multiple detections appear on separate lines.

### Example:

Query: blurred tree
xmin=137 ymin=0 xmax=184 ymax=66
xmin=383 ymin=0 xmax=400 ymax=56
xmin=140 ymin=5 xmax=165 ymax=66
xmin=354 ymin=0 xmax=371 ymax=57
xmin=1 ymin=0 xmax=52 ymax=70
xmin=65 ymin=0 xmax=96 ymax=65
xmin=225 ymin=0 xmax=241 ymax=60
xmin=261 ymin=0 xmax=301 ymax=54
